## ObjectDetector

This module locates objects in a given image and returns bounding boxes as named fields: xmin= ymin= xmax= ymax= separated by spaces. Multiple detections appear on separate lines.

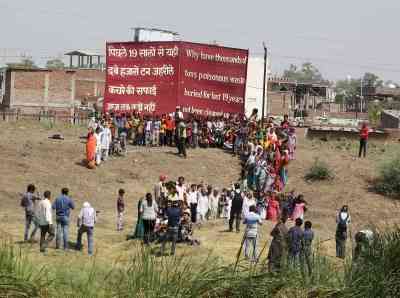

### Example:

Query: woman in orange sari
xmin=86 ymin=128 xmax=96 ymax=169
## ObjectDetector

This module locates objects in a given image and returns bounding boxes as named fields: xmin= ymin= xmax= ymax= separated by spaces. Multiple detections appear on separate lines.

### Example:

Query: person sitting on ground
xmin=180 ymin=209 xmax=200 ymax=246
xmin=354 ymin=229 xmax=373 ymax=261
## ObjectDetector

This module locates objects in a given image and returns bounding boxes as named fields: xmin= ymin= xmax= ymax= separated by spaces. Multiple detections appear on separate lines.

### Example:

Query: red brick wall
xmin=9 ymin=68 xmax=105 ymax=112
xmin=13 ymin=71 xmax=46 ymax=106
xmin=269 ymin=92 xmax=291 ymax=115
xmin=48 ymin=70 xmax=73 ymax=104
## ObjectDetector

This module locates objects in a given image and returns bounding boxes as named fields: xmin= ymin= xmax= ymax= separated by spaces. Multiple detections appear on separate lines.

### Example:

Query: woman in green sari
xmin=127 ymin=197 xmax=144 ymax=240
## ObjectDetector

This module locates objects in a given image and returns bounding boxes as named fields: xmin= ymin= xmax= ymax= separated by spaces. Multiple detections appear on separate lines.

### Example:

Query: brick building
xmin=267 ymin=77 xmax=332 ymax=116
xmin=0 ymin=67 xmax=105 ymax=113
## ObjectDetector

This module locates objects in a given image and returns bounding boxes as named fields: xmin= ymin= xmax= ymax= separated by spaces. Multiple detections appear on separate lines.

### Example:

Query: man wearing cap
xmin=154 ymin=175 xmax=167 ymax=205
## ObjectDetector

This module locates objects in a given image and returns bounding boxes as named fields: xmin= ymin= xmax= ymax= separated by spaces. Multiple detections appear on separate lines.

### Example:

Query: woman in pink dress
xmin=291 ymin=195 xmax=307 ymax=221
xmin=267 ymin=192 xmax=280 ymax=222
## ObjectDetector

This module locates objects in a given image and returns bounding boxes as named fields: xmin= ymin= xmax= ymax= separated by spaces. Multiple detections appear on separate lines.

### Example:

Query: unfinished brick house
xmin=0 ymin=51 xmax=105 ymax=114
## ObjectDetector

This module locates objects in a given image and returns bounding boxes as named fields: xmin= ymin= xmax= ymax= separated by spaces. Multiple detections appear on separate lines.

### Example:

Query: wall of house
xmin=381 ymin=111 xmax=400 ymax=129
xmin=4 ymin=68 xmax=105 ymax=113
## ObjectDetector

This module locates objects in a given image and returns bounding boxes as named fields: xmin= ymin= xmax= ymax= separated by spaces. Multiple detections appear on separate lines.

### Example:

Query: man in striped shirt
xmin=243 ymin=205 xmax=262 ymax=262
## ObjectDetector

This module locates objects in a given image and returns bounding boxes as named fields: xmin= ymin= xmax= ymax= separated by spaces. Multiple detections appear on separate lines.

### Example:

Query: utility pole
xmin=261 ymin=42 xmax=267 ymax=126
xmin=360 ymin=78 xmax=363 ymax=113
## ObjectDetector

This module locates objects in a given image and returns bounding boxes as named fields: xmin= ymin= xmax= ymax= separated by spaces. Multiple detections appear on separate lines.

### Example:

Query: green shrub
xmin=305 ymin=159 xmax=334 ymax=181
xmin=0 ymin=241 xmax=50 ymax=297
xmin=343 ymin=228 xmax=400 ymax=298
xmin=373 ymin=155 xmax=400 ymax=198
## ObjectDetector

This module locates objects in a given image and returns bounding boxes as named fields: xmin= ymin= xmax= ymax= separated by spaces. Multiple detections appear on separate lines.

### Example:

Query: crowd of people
xmin=20 ymin=108 xmax=372 ymax=272
xmin=84 ymin=107 xmax=296 ymax=168
xmin=20 ymin=185 xmax=95 ymax=255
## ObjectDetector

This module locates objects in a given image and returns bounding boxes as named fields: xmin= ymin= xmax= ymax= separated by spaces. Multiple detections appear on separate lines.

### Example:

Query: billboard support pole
xmin=261 ymin=42 xmax=268 ymax=126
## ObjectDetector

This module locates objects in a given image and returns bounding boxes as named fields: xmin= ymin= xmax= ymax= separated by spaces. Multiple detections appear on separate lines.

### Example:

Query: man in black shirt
xmin=161 ymin=201 xmax=182 ymax=255
xmin=229 ymin=184 xmax=243 ymax=232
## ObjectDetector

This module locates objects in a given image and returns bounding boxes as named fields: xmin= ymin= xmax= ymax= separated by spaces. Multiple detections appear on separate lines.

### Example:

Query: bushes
xmin=4 ymin=229 xmax=400 ymax=298
xmin=0 ymin=241 xmax=50 ymax=297
xmin=373 ymin=155 xmax=400 ymax=198
xmin=305 ymin=159 xmax=334 ymax=182
xmin=343 ymin=228 xmax=400 ymax=298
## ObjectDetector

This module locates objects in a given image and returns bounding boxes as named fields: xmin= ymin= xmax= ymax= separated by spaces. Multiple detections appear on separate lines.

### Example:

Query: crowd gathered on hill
xmin=19 ymin=108 xmax=374 ymax=273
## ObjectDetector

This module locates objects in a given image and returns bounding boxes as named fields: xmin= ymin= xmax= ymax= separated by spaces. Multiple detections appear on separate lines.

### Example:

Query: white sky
xmin=1 ymin=0 xmax=399 ymax=81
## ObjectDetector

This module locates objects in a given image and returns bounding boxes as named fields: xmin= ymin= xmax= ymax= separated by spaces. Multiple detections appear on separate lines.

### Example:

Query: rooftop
xmin=383 ymin=109 xmax=400 ymax=118
xmin=64 ymin=49 xmax=104 ymax=57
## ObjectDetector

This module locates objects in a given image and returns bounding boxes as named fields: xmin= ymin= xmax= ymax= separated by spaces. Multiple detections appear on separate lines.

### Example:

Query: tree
xmin=363 ymin=72 xmax=383 ymax=88
xmin=283 ymin=62 xmax=324 ymax=83
xmin=46 ymin=58 xmax=65 ymax=70
xmin=7 ymin=58 xmax=37 ymax=69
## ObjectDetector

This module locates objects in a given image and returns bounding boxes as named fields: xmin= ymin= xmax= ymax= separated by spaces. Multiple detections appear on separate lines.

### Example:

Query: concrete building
xmin=381 ymin=110 xmax=400 ymax=129
xmin=267 ymin=77 xmax=331 ymax=117
xmin=0 ymin=67 xmax=105 ymax=113
xmin=244 ymin=55 xmax=271 ymax=117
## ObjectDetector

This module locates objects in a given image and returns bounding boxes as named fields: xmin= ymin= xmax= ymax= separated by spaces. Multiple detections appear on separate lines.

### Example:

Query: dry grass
xmin=1 ymin=120 xmax=400 ymax=269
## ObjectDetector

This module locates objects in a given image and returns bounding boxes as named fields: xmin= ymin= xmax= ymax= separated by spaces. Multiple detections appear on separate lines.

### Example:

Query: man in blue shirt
xmin=160 ymin=201 xmax=182 ymax=256
xmin=52 ymin=188 xmax=75 ymax=250
xmin=288 ymin=218 xmax=304 ymax=267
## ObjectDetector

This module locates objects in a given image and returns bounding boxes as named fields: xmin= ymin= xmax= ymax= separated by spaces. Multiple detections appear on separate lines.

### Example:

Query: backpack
xmin=20 ymin=194 xmax=29 ymax=208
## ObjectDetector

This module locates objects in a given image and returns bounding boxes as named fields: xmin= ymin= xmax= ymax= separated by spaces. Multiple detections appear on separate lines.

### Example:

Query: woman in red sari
xmin=86 ymin=128 xmax=96 ymax=169
xmin=267 ymin=192 xmax=280 ymax=222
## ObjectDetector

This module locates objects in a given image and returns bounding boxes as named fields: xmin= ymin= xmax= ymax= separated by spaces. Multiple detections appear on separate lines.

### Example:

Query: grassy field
xmin=1 ymin=120 xmax=400 ymax=275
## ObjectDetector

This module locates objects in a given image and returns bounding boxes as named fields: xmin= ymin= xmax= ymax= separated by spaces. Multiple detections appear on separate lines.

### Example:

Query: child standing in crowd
xmin=116 ymin=189 xmax=125 ymax=231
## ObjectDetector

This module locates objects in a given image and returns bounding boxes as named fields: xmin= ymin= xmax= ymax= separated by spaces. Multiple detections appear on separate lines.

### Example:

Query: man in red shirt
xmin=359 ymin=122 xmax=369 ymax=158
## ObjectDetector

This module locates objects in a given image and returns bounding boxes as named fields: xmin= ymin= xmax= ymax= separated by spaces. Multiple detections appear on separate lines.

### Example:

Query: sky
xmin=1 ymin=0 xmax=399 ymax=82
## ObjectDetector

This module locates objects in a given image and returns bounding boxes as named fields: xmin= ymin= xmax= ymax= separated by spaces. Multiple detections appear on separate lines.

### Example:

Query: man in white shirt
xmin=171 ymin=106 xmax=184 ymax=122
xmin=38 ymin=190 xmax=55 ymax=253
xmin=95 ymin=127 xmax=103 ymax=165
xmin=176 ymin=176 xmax=187 ymax=202
xmin=187 ymin=184 xmax=198 ymax=223
xmin=76 ymin=202 xmax=97 ymax=256
xmin=101 ymin=123 xmax=112 ymax=161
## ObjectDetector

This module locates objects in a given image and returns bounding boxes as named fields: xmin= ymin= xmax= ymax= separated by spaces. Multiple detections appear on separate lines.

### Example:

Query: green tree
xmin=46 ymin=58 xmax=65 ymax=70
xmin=283 ymin=62 xmax=324 ymax=83
xmin=363 ymin=72 xmax=383 ymax=87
